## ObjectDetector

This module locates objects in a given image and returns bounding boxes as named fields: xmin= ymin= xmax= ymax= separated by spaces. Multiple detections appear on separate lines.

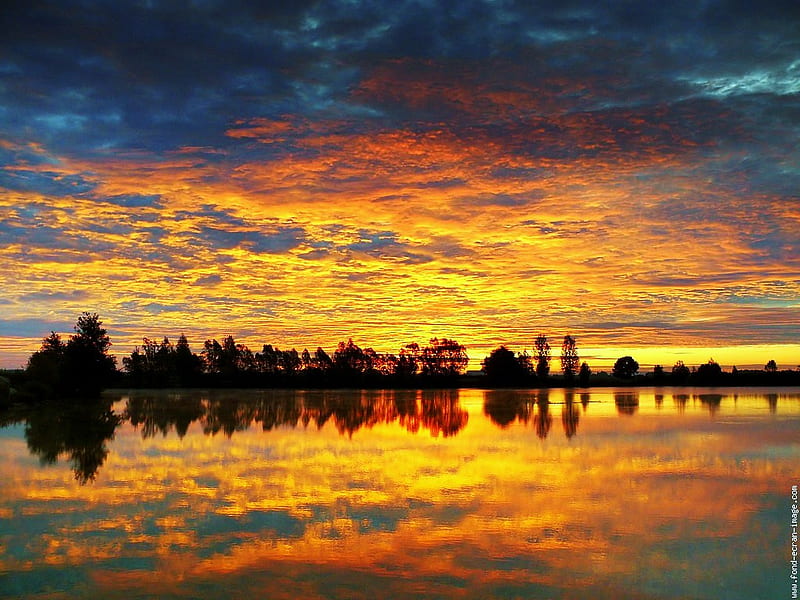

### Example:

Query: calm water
xmin=1 ymin=387 xmax=798 ymax=599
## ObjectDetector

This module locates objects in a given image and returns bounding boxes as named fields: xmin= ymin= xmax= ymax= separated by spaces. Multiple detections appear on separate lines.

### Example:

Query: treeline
xmin=121 ymin=334 xmax=469 ymax=388
xmin=3 ymin=313 xmax=799 ymax=403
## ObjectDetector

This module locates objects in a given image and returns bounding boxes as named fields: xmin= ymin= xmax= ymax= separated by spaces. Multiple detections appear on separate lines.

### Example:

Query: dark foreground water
xmin=1 ymin=387 xmax=798 ymax=599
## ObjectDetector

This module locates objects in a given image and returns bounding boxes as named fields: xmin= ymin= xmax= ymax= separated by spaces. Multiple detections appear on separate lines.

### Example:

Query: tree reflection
xmin=615 ymin=392 xmax=639 ymax=415
xmin=483 ymin=390 xmax=553 ymax=438
xmin=673 ymin=394 xmax=689 ymax=413
xmin=24 ymin=399 xmax=121 ymax=484
xmin=256 ymin=392 xmax=303 ymax=431
xmin=697 ymin=393 xmax=722 ymax=416
xmin=421 ymin=390 xmax=468 ymax=437
xmin=561 ymin=399 xmax=580 ymax=439
xmin=534 ymin=394 xmax=552 ymax=440
xmin=202 ymin=394 xmax=260 ymax=437
xmin=766 ymin=393 xmax=778 ymax=414
xmin=122 ymin=390 xmax=469 ymax=439
xmin=483 ymin=391 xmax=528 ymax=428
xmin=126 ymin=393 xmax=204 ymax=438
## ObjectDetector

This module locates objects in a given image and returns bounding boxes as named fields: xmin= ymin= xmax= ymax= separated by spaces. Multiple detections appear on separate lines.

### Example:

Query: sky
xmin=1 ymin=0 xmax=799 ymax=370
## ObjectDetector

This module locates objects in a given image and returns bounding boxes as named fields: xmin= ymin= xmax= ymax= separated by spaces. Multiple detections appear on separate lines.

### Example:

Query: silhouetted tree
xmin=314 ymin=347 xmax=333 ymax=372
xmin=26 ymin=331 xmax=66 ymax=396
xmin=279 ymin=348 xmax=302 ymax=375
xmin=394 ymin=343 xmax=420 ymax=378
xmin=27 ymin=313 xmax=117 ymax=398
xmin=612 ymin=356 xmax=639 ymax=379
xmin=653 ymin=364 xmax=665 ymax=383
xmin=123 ymin=336 xmax=180 ymax=386
xmin=695 ymin=359 xmax=722 ymax=384
xmin=64 ymin=313 xmax=117 ymax=395
xmin=671 ymin=360 xmax=690 ymax=384
xmin=534 ymin=334 xmax=551 ymax=378
xmin=578 ymin=362 xmax=591 ymax=387
xmin=482 ymin=346 xmax=533 ymax=385
xmin=174 ymin=334 xmax=202 ymax=383
xmin=420 ymin=338 xmax=468 ymax=377
xmin=560 ymin=335 xmax=579 ymax=382
xmin=333 ymin=339 xmax=373 ymax=376
xmin=202 ymin=339 xmax=223 ymax=374
xmin=301 ymin=348 xmax=313 ymax=370
xmin=202 ymin=336 xmax=253 ymax=376
xmin=765 ymin=359 xmax=778 ymax=373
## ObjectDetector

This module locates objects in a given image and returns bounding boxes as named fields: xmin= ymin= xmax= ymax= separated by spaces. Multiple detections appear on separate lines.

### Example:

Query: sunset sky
xmin=1 ymin=1 xmax=798 ymax=370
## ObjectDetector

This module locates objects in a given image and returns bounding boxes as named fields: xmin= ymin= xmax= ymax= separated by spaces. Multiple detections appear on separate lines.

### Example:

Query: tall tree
xmin=27 ymin=313 xmax=117 ymax=397
xmin=578 ymin=362 xmax=591 ymax=387
xmin=394 ymin=343 xmax=420 ymax=377
xmin=63 ymin=313 xmax=117 ymax=396
xmin=534 ymin=334 xmax=551 ymax=378
xmin=560 ymin=335 xmax=579 ymax=381
xmin=420 ymin=338 xmax=468 ymax=377
xmin=333 ymin=339 xmax=373 ymax=375
xmin=174 ymin=334 xmax=202 ymax=382
xmin=26 ymin=331 xmax=67 ymax=395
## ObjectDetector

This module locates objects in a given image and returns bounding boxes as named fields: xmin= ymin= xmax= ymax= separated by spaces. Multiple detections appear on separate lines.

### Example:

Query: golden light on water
xmin=1 ymin=389 xmax=797 ymax=598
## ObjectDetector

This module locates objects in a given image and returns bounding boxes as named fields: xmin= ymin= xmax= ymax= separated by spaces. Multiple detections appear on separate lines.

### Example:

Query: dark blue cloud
xmin=194 ymin=274 xmax=223 ymax=286
xmin=17 ymin=291 xmax=89 ymax=302
xmin=344 ymin=230 xmax=433 ymax=264
xmin=3 ymin=0 xmax=796 ymax=163
xmin=0 ymin=317 xmax=72 ymax=337
xmin=187 ymin=224 xmax=308 ymax=255
xmin=101 ymin=194 xmax=163 ymax=208
xmin=0 ymin=169 xmax=96 ymax=196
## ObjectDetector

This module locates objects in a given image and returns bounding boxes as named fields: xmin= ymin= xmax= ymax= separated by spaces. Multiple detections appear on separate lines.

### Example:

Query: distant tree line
xmin=121 ymin=334 xmax=469 ymax=388
xmin=3 ymin=314 xmax=799 ymax=403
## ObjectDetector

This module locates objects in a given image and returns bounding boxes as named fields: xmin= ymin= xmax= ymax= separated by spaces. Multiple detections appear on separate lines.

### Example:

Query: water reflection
xmin=673 ymin=392 xmax=689 ymax=412
xmin=125 ymin=389 xmax=469 ymax=441
xmin=0 ymin=388 xmax=798 ymax=600
xmin=483 ymin=390 xmax=576 ymax=439
xmin=24 ymin=399 xmax=121 ymax=483
xmin=767 ymin=392 xmax=778 ymax=413
xmin=3 ymin=388 xmax=798 ymax=484
xmin=614 ymin=391 xmax=639 ymax=415
xmin=698 ymin=393 xmax=723 ymax=415
xmin=561 ymin=400 xmax=580 ymax=439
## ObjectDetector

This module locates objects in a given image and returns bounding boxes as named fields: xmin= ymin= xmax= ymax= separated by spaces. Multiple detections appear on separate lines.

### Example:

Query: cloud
xmin=17 ymin=290 xmax=89 ymax=302
xmin=0 ymin=1 xmax=798 ymax=366
xmin=0 ymin=317 xmax=72 ymax=337
xmin=101 ymin=194 xmax=163 ymax=208
xmin=189 ymin=225 xmax=307 ymax=255
xmin=0 ymin=169 xmax=96 ymax=196
xmin=194 ymin=274 xmax=223 ymax=286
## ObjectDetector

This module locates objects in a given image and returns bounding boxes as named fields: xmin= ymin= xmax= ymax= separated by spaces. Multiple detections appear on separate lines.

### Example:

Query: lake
xmin=1 ymin=387 xmax=798 ymax=599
